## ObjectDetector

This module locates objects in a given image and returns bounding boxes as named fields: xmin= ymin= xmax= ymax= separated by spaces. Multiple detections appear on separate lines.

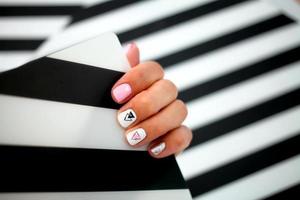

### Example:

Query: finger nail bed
xmin=124 ymin=43 xmax=133 ymax=54
xmin=126 ymin=128 xmax=146 ymax=145
xmin=112 ymin=83 xmax=131 ymax=103
xmin=151 ymin=142 xmax=166 ymax=155
xmin=118 ymin=109 xmax=137 ymax=128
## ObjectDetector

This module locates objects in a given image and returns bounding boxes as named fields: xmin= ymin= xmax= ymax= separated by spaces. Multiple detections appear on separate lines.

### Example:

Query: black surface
xmin=0 ymin=57 xmax=123 ymax=109
xmin=0 ymin=5 xmax=82 ymax=16
xmin=0 ymin=145 xmax=187 ymax=192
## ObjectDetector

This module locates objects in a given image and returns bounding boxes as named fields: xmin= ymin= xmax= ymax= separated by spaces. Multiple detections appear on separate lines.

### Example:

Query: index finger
xmin=111 ymin=61 xmax=164 ymax=104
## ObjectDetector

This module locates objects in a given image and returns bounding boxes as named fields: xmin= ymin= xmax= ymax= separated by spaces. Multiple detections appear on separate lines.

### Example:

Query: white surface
xmin=265 ymin=0 xmax=300 ymax=22
xmin=0 ymin=17 xmax=69 ymax=38
xmin=0 ymin=51 xmax=33 ymax=72
xmin=178 ymin=105 xmax=300 ymax=179
xmin=0 ymin=189 xmax=192 ymax=200
xmin=0 ymin=94 xmax=145 ymax=151
xmin=48 ymin=32 xmax=130 ymax=72
xmin=194 ymin=155 xmax=300 ymax=200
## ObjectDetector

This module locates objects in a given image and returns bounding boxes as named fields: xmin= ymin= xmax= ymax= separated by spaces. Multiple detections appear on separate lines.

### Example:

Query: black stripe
xmin=70 ymin=0 xmax=141 ymax=25
xmin=189 ymin=88 xmax=300 ymax=148
xmin=0 ymin=39 xmax=44 ymax=51
xmin=0 ymin=57 xmax=122 ymax=109
xmin=187 ymin=133 xmax=300 ymax=197
xmin=179 ymin=46 xmax=300 ymax=102
xmin=0 ymin=145 xmax=187 ymax=192
xmin=118 ymin=0 xmax=250 ymax=43
xmin=156 ymin=15 xmax=294 ymax=68
xmin=263 ymin=184 xmax=300 ymax=200
xmin=0 ymin=5 xmax=82 ymax=16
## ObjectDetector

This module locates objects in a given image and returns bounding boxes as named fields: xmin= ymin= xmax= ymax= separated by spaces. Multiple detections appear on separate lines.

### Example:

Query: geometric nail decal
xmin=126 ymin=128 xmax=146 ymax=145
xmin=151 ymin=142 xmax=166 ymax=155
xmin=118 ymin=109 xmax=137 ymax=128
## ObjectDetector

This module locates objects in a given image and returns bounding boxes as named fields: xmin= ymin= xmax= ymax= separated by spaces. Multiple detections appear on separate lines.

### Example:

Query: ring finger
xmin=124 ymin=100 xmax=187 ymax=147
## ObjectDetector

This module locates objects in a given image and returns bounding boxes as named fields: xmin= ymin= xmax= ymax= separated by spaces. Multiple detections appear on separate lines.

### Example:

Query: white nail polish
xmin=151 ymin=142 xmax=166 ymax=155
xmin=126 ymin=128 xmax=146 ymax=145
xmin=118 ymin=109 xmax=137 ymax=128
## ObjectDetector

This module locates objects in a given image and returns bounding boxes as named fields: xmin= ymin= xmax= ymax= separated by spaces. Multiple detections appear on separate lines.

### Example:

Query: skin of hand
xmin=111 ymin=42 xmax=193 ymax=158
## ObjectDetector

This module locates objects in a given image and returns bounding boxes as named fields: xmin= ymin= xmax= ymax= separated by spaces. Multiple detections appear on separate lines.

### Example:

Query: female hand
xmin=111 ymin=43 xmax=192 ymax=158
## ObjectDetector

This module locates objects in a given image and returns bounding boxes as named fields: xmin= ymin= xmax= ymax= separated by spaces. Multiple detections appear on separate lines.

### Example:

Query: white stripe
xmin=185 ymin=61 xmax=300 ymax=129
xmin=194 ymin=154 xmax=300 ymax=200
xmin=0 ymin=51 xmax=34 ymax=71
xmin=137 ymin=0 xmax=280 ymax=61
xmin=36 ymin=0 xmax=214 ymax=56
xmin=177 ymin=105 xmax=300 ymax=180
xmin=0 ymin=17 xmax=69 ymax=38
xmin=165 ymin=24 xmax=300 ymax=91
xmin=48 ymin=32 xmax=130 ymax=72
xmin=0 ymin=94 xmax=144 ymax=151
xmin=0 ymin=189 xmax=192 ymax=200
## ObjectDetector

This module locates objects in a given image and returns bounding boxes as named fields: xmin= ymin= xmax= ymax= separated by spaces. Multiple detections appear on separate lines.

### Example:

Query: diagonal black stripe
xmin=156 ymin=14 xmax=294 ymax=68
xmin=263 ymin=184 xmax=300 ymax=200
xmin=0 ymin=5 xmax=82 ymax=16
xmin=69 ymin=0 xmax=141 ymax=25
xmin=187 ymin=133 xmax=300 ymax=197
xmin=118 ymin=0 xmax=251 ymax=43
xmin=0 ymin=145 xmax=187 ymax=192
xmin=179 ymin=46 xmax=300 ymax=102
xmin=0 ymin=39 xmax=44 ymax=51
xmin=0 ymin=57 xmax=122 ymax=109
xmin=189 ymin=88 xmax=300 ymax=148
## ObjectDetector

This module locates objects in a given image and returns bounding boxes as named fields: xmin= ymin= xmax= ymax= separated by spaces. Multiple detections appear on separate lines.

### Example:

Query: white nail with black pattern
xmin=151 ymin=142 xmax=166 ymax=156
xmin=126 ymin=128 xmax=146 ymax=146
xmin=118 ymin=109 xmax=137 ymax=128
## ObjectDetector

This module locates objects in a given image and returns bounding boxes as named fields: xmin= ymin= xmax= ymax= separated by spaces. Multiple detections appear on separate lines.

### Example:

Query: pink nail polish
xmin=124 ymin=43 xmax=133 ymax=54
xmin=112 ymin=83 xmax=132 ymax=103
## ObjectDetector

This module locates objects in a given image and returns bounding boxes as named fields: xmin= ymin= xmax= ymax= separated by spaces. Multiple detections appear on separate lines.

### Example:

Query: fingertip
xmin=125 ymin=42 xmax=140 ymax=67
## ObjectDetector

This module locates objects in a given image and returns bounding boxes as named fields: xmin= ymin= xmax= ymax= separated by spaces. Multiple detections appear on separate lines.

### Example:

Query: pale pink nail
xmin=124 ymin=43 xmax=133 ymax=54
xmin=112 ymin=83 xmax=132 ymax=103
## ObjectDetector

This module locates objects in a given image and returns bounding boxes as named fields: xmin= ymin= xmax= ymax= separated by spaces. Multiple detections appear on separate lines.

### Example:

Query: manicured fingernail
xmin=126 ymin=128 xmax=146 ymax=145
xmin=112 ymin=83 xmax=132 ymax=103
xmin=124 ymin=43 xmax=133 ymax=54
xmin=151 ymin=142 xmax=166 ymax=155
xmin=118 ymin=109 xmax=137 ymax=128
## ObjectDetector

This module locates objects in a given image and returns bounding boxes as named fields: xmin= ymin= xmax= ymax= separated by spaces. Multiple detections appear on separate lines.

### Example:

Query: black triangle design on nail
xmin=124 ymin=111 xmax=135 ymax=121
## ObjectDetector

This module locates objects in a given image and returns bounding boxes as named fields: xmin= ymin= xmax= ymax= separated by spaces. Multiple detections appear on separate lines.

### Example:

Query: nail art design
xmin=151 ymin=142 xmax=166 ymax=156
xmin=118 ymin=109 xmax=137 ymax=128
xmin=126 ymin=128 xmax=146 ymax=145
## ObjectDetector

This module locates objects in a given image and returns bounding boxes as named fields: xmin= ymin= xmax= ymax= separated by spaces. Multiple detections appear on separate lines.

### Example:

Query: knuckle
xmin=173 ymin=133 xmax=185 ymax=148
xmin=147 ymin=61 xmax=164 ymax=78
xmin=182 ymin=125 xmax=193 ymax=146
xmin=136 ymin=92 xmax=155 ymax=114
xmin=175 ymin=99 xmax=188 ymax=118
xmin=160 ymin=79 xmax=178 ymax=98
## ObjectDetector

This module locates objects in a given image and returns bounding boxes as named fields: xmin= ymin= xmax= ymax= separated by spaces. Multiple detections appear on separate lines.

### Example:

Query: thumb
xmin=124 ymin=42 xmax=140 ymax=67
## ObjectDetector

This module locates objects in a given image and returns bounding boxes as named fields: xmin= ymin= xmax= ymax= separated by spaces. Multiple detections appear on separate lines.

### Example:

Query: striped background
xmin=1 ymin=0 xmax=300 ymax=199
